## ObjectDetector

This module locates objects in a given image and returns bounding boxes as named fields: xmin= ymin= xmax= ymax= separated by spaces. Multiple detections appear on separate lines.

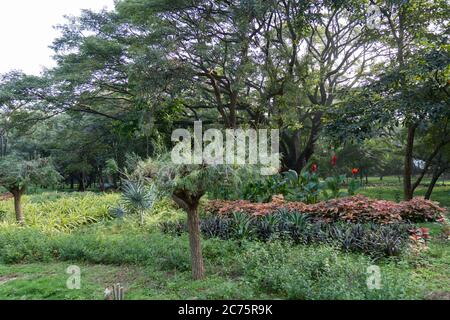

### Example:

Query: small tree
xmin=133 ymin=156 xmax=241 ymax=280
xmin=0 ymin=155 xmax=61 ymax=224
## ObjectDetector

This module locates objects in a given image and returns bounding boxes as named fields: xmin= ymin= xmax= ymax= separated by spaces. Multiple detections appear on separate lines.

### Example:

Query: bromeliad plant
xmin=162 ymin=213 xmax=412 ymax=258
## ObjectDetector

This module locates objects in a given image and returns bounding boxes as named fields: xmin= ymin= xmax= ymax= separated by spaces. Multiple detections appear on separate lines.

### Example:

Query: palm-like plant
xmin=121 ymin=180 xmax=156 ymax=226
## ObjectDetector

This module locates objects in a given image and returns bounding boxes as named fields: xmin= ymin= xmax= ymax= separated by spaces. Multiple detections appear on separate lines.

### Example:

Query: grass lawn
xmin=0 ymin=262 xmax=271 ymax=300
xmin=359 ymin=185 xmax=450 ymax=207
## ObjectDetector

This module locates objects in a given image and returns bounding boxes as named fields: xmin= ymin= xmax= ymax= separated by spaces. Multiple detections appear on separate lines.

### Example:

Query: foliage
xmin=206 ymin=195 xmax=447 ymax=224
xmin=0 ymin=192 xmax=119 ymax=233
xmin=237 ymin=242 xmax=415 ymax=300
xmin=162 ymin=212 xmax=413 ymax=258
xmin=0 ymin=229 xmax=430 ymax=300
xmin=241 ymin=175 xmax=289 ymax=203
xmin=0 ymin=155 xmax=61 ymax=191
xmin=121 ymin=180 xmax=157 ymax=225
xmin=0 ymin=191 xmax=448 ymax=300
xmin=282 ymin=170 xmax=323 ymax=203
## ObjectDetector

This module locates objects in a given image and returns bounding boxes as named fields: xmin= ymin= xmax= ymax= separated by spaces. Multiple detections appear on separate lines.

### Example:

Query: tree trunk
xmin=403 ymin=124 xmax=417 ymax=200
xmin=99 ymin=176 xmax=105 ymax=192
xmin=172 ymin=192 xmax=205 ymax=280
xmin=187 ymin=206 xmax=205 ymax=280
xmin=425 ymin=167 xmax=447 ymax=200
xmin=11 ymin=188 xmax=24 ymax=224
xmin=78 ymin=172 xmax=86 ymax=192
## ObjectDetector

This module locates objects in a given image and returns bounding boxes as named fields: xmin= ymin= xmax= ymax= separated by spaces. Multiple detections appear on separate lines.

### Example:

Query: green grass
xmin=0 ymin=262 xmax=265 ymax=300
xmin=359 ymin=186 xmax=450 ymax=207
xmin=365 ymin=175 xmax=449 ymax=186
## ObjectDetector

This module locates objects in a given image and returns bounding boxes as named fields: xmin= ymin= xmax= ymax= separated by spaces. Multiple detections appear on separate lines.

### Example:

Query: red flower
xmin=352 ymin=168 xmax=359 ymax=175
xmin=331 ymin=155 xmax=337 ymax=167
xmin=311 ymin=164 xmax=318 ymax=173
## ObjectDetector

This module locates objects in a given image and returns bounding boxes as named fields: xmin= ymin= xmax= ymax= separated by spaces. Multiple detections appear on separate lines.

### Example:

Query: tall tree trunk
xmin=187 ymin=206 xmax=205 ymax=280
xmin=11 ymin=188 xmax=24 ymax=225
xmin=403 ymin=124 xmax=417 ymax=200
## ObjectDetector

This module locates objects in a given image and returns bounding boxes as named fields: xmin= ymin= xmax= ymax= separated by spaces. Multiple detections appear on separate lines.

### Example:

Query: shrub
xmin=206 ymin=195 xmax=447 ymax=224
xmin=0 ymin=208 xmax=7 ymax=221
xmin=241 ymin=175 xmax=289 ymax=203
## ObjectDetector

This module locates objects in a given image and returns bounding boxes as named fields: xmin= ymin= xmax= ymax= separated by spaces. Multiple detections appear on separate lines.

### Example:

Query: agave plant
xmin=121 ymin=180 xmax=157 ymax=226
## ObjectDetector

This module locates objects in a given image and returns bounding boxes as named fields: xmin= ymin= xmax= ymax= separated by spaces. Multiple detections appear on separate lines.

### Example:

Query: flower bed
xmin=205 ymin=195 xmax=447 ymax=224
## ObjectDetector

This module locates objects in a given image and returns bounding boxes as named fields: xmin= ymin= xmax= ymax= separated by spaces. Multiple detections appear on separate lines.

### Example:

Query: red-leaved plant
xmin=206 ymin=195 xmax=447 ymax=224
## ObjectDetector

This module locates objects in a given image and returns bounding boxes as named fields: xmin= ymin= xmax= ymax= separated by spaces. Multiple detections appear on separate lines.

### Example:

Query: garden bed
xmin=206 ymin=195 xmax=447 ymax=224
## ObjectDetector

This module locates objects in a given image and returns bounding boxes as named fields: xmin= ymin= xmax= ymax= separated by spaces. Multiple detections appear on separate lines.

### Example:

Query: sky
xmin=0 ymin=0 xmax=115 ymax=75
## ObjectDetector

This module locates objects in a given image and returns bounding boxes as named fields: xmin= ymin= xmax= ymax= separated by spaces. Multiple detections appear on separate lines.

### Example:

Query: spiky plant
xmin=121 ymin=180 xmax=156 ymax=226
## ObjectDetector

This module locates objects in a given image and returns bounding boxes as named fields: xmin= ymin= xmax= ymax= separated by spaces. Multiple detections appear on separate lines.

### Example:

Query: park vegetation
xmin=0 ymin=0 xmax=448 ymax=299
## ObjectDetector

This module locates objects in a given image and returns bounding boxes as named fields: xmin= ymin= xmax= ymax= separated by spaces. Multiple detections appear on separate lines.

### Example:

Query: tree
xmin=328 ymin=52 xmax=449 ymax=199
xmin=374 ymin=0 xmax=449 ymax=199
xmin=132 ymin=156 xmax=241 ymax=280
xmin=0 ymin=155 xmax=61 ymax=224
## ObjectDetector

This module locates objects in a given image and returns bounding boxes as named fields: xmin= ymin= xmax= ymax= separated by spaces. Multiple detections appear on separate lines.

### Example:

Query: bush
xmin=206 ymin=195 xmax=447 ymax=224
xmin=0 ymin=219 xmax=436 ymax=299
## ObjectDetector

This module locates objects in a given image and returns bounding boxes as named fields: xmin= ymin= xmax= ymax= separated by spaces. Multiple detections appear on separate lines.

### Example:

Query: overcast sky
xmin=0 ymin=0 xmax=115 ymax=75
